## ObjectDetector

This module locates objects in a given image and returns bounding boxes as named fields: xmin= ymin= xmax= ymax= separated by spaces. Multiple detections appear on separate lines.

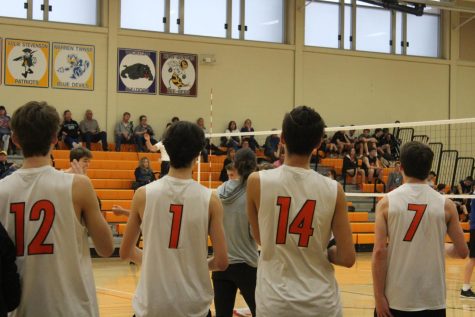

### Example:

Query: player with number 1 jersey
xmin=247 ymin=106 xmax=355 ymax=317
xmin=120 ymin=121 xmax=228 ymax=317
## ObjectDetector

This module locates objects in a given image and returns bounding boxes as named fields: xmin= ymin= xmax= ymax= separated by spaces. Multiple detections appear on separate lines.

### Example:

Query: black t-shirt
xmin=0 ymin=162 xmax=12 ymax=178
xmin=331 ymin=131 xmax=346 ymax=144
xmin=60 ymin=120 xmax=80 ymax=138
xmin=0 ymin=222 xmax=21 ymax=316
xmin=460 ymin=181 xmax=473 ymax=194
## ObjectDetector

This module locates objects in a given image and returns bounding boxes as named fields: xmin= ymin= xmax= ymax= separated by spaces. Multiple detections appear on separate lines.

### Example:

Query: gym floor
xmin=93 ymin=253 xmax=475 ymax=316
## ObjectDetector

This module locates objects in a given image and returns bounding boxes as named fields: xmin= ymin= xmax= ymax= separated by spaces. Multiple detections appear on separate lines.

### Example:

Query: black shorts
xmin=374 ymin=308 xmax=445 ymax=317
xmin=470 ymin=229 xmax=475 ymax=258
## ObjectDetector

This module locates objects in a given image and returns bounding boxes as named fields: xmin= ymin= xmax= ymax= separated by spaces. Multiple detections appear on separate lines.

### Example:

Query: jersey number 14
xmin=276 ymin=197 xmax=316 ymax=247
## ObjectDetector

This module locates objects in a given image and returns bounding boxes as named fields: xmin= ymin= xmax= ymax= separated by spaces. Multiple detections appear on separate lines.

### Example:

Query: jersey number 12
xmin=276 ymin=197 xmax=316 ymax=247
xmin=10 ymin=200 xmax=55 ymax=256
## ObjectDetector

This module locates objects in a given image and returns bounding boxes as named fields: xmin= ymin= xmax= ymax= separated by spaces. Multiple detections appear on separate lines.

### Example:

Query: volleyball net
xmin=197 ymin=117 xmax=475 ymax=209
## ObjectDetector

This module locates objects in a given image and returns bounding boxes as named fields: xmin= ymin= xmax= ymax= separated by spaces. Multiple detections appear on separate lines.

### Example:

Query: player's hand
xmin=144 ymin=133 xmax=150 ymax=141
xmin=375 ymin=296 xmax=393 ymax=317
xmin=112 ymin=205 xmax=129 ymax=216
xmin=70 ymin=159 xmax=85 ymax=175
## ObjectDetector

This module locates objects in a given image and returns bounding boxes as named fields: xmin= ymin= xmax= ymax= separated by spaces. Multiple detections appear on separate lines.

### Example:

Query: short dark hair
xmin=69 ymin=147 xmax=92 ymax=162
xmin=63 ymin=110 xmax=71 ymax=115
xmin=163 ymin=121 xmax=205 ymax=169
xmin=11 ymin=101 xmax=60 ymax=158
xmin=282 ymin=105 xmax=325 ymax=156
xmin=123 ymin=112 xmax=130 ymax=117
xmin=400 ymin=141 xmax=434 ymax=180
xmin=139 ymin=115 xmax=146 ymax=122
xmin=171 ymin=116 xmax=180 ymax=122
xmin=429 ymin=171 xmax=437 ymax=177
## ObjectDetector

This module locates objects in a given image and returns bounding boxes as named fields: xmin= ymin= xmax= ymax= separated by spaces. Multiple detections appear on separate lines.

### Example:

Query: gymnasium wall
xmin=0 ymin=3 xmax=474 ymax=142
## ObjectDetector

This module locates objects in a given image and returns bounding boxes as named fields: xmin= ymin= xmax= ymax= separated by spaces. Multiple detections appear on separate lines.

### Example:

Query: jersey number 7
xmin=403 ymin=203 xmax=427 ymax=242
xmin=10 ymin=201 xmax=55 ymax=256
xmin=276 ymin=197 xmax=316 ymax=247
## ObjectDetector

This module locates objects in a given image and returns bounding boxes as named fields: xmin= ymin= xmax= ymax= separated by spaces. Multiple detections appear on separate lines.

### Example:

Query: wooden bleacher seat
xmin=351 ymin=223 xmax=375 ymax=233
xmin=348 ymin=212 xmax=369 ymax=222
xmin=92 ymin=179 xmax=133 ymax=189
xmin=104 ymin=211 xmax=128 ymax=223
xmin=362 ymin=183 xmax=385 ymax=193
xmin=87 ymin=169 xmax=135 ymax=179
xmin=193 ymin=172 xmax=221 ymax=182
xmin=96 ymin=189 xmax=134 ymax=200
xmin=461 ymin=222 xmax=469 ymax=231
xmin=357 ymin=233 xmax=375 ymax=244
xmin=101 ymin=200 xmax=132 ymax=210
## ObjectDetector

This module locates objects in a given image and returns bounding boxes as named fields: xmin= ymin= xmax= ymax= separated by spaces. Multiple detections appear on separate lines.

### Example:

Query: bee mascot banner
xmin=159 ymin=51 xmax=198 ymax=97
xmin=52 ymin=43 xmax=95 ymax=91
xmin=4 ymin=38 xmax=49 ymax=88
xmin=117 ymin=48 xmax=157 ymax=94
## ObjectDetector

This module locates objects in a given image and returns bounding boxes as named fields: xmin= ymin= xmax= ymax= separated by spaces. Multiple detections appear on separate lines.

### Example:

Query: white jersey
xmin=133 ymin=176 xmax=213 ymax=317
xmin=154 ymin=141 xmax=170 ymax=161
xmin=0 ymin=166 xmax=98 ymax=317
xmin=386 ymin=183 xmax=447 ymax=311
xmin=257 ymin=165 xmax=342 ymax=317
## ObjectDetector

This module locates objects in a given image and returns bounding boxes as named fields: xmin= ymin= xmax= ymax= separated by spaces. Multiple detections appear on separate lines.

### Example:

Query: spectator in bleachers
xmin=222 ymin=120 xmax=240 ymax=149
xmin=144 ymin=133 xmax=170 ymax=178
xmin=263 ymin=130 xmax=280 ymax=162
xmin=133 ymin=157 xmax=155 ymax=190
xmin=0 ymin=106 xmax=11 ymax=154
xmin=427 ymin=171 xmax=437 ymax=188
xmin=358 ymin=128 xmax=377 ymax=157
xmin=114 ymin=112 xmax=134 ymax=152
xmin=346 ymin=128 xmax=357 ymax=144
xmin=362 ymin=148 xmax=383 ymax=183
xmin=387 ymin=162 xmax=403 ymax=192
xmin=196 ymin=117 xmax=209 ymax=163
xmin=373 ymin=128 xmax=392 ymax=161
xmin=240 ymin=119 xmax=259 ymax=151
xmin=64 ymin=147 xmax=92 ymax=174
xmin=273 ymin=147 xmax=285 ymax=168
xmin=79 ymin=109 xmax=108 ymax=151
xmin=320 ymin=133 xmax=338 ymax=158
xmin=436 ymin=183 xmax=447 ymax=194
xmin=0 ymin=151 xmax=13 ymax=179
xmin=171 ymin=116 xmax=180 ymax=123
xmin=326 ymin=169 xmax=336 ymax=180
xmin=458 ymin=176 xmax=473 ymax=195
xmin=220 ymin=148 xmax=236 ymax=183
xmin=59 ymin=110 xmax=81 ymax=149
xmin=241 ymin=139 xmax=251 ymax=151
xmin=134 ymin=115 xmax=157 ymax=152
xmin=343 ymin=148 xmax=366 ymax=185
xmin=331 ymin=128 xmax=352 ymax=155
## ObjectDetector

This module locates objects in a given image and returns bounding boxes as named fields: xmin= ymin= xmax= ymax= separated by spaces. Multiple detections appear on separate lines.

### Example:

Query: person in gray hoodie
xmin=213 ymin=148 xmax=259 ymax=317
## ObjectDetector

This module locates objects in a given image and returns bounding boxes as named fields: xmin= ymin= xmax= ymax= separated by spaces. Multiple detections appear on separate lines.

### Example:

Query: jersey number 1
xmin=276 ymin=197 xmax=316 ymax=247
xmin=403 ymin=203 xmax=427 ymax=242
xmin=169 ymin=204 xmax=184 ymax=249
xmin=10 ymin=200 xmax=55 ymax=256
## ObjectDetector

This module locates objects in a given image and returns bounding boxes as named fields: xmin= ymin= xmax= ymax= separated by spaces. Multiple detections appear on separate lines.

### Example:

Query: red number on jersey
xmin=169 ymin=204 xmax=184 ymax=249
xmin=10 ymin=200 xmax=56 ymax=256
xmin=276 ymin=197 xmax=316 ymax=247
xmin=403 ymin=203 xmax=427 ymax=242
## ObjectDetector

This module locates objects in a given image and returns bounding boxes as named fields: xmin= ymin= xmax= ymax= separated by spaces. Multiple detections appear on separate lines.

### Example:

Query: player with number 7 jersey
xmin=247 ymin=106 xmax=355 ymax=317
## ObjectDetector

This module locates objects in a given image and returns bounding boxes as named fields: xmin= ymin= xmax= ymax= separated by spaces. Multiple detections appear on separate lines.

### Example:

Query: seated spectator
xmin=241 ymin=139 xmax=251 ymax=151
xmin=133 ymin=157 xmax=155 ymax=190
xmin=427 ymin=171 xmax=437 ymax=188
xmin=0 ymin=221 xmax=21 ymax=316
xmin=240 ymin=119 xmax=259 ymax=151
xmin=264 ymin=130 xmax=280 ymax=162
xmin=196 ymin=117 xmax=209 ymax=162
xmin=343 ymin=148 xmax=366 ymax=185
xmin=0 ymin=151 xmax=13 ymax=179
xmin=63 ymin=147 xmax=92 ymax=174
xmin=134 ymin=115 xmax=157 ymax=152
xmin=331 ymin=128 xmax=352 ymax=155
xmin=362 ymin=148 xmax=383 ymax=183
xmin=114 ymin=112 xmax=134 ymax=152
xmin=0 ymin=106 xmax=11 ymax=154
xmin=382 ymin=128 xmax=399 ymax=159
xmin=358 ymin=129 xmax=377 ymax=157
xmin=219 ymin=147 xmax=236 ymax=182
xmin=59 ymin=110 xmax=81 ymax=149
xmin=346 ymin=128 xmax=357 ymax=144
xmin=387 ymin=161 xmax=403 ymax=192
xmin=373 ymin=128 xmax=392 ymax=160
xmin=320 ymin=133 xmax=338 ymax=158
xmin=144 ymin=133 xmax=170 ymax=178
xmin=326 ymin=169 xmax=336 ymax=180
xmin=221 ymin=120 xmax=240 ymax=149
xmin=79 ymin=109 xmax=108 ymax=151
xmin=457 ymin=176 xmax=473 ymax=212
xmin=436 ymin=183 xmax=447 ymax=194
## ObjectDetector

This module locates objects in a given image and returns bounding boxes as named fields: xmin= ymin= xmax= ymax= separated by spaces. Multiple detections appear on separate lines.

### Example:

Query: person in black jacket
xmin=343 ymin=148 xmax=366 ymax=185
xmin=59 ymin=110 xmax=81 ymax=149
xmin=133 ymin=157 xmax=155 ymax=190
xmin=0 ymin=151 xmax=12 ymax=180
xmin=0 ymin=222 xmax=21 ymax=317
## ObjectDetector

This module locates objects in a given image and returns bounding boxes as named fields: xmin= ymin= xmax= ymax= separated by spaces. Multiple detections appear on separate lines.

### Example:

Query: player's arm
xmin=144 ymin=133 xmax=158 ymax=152
xmin=445 ymin=198 xmax=469 ymax=259
xmin=73 ymin=175 xmax=114 ymax=257
xmin=328 ymin=183 xmax=355 ymax=268
xmin=120 ymin=187 xmax=145 ymax=265
xmin=246 ymin=172 xmax=261 ymax=245
xmin=371 ymin=196 xmax=393 ymax=317
xmin=207 ymin=193 xmax=228 ymax=271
